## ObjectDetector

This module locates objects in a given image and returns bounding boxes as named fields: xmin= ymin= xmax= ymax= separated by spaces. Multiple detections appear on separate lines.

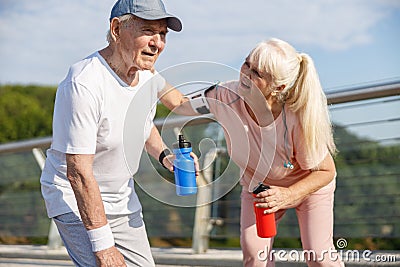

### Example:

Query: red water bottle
xmin=252 ymin=183 xmax=277 ymax=238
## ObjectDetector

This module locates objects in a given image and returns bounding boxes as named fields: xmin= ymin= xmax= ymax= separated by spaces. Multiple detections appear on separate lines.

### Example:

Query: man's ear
xmin=110 ymin=18 xmax=121 ymax=42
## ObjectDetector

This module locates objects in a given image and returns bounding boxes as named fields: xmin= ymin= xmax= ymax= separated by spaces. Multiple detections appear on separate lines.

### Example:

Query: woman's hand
xmin=254 ymin=154 xmax=336 ymax=213
xmin=254 ymin=186 xmax=300 ymax=213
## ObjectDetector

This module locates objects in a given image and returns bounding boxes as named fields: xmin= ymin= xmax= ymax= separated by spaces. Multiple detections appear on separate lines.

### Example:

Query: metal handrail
xmin=0 ymin=136 xmax=52 ymax=154
xmin=326 ymin=80 xmax=400 ymax=104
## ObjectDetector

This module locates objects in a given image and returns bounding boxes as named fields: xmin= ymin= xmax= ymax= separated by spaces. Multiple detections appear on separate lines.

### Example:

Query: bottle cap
xmin=173 ymin=134 xmax=191 ymax=149
xmin=252 ymin=183 xmax=270 ymax=194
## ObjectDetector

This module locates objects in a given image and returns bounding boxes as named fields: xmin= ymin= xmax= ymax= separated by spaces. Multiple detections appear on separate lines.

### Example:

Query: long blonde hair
xmin=249 ymin=38 xmax=336 ymax=164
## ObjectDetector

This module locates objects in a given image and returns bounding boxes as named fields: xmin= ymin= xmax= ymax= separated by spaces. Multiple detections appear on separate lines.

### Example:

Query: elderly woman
xmin=161 ymin=38 xmax=344 ymax=267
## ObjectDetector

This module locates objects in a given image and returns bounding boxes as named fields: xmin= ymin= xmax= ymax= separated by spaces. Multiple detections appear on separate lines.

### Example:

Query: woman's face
xmin=238 ymin=56 xmax=271 ymax=99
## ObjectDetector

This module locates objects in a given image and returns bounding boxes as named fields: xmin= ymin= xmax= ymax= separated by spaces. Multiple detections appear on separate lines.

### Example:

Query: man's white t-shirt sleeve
xmin=141 ymin=70 xmax=165 ymax=141
xmin=52 ymin=81 xmax=99 ymax=154
xmin=152 ymin=69 xmax=167 ymax=92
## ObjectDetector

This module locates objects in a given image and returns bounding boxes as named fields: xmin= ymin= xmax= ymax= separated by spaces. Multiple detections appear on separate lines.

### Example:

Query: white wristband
xmin=185 ymin=90 xmax=211 ymax=114
xmin=86 ymin=224 xmax=115 ymax=252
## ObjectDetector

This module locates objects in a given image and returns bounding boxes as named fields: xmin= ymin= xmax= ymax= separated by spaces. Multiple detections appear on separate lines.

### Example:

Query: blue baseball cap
xmin=110 ymin=0 xmax=182 ymax=32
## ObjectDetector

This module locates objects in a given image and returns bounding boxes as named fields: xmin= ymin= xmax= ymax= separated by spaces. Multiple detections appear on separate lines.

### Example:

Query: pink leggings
xmin=240 ymin=180 xmax=344 ymax=267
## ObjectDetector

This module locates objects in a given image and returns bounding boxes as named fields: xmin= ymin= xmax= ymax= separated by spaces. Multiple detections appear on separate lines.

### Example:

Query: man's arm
xmin=66 ymin=154 xmax=126 ymax=266
xmin=144 ymin=125 xmax=174 ymax=171
xmin=145 ymin=125 xmax=199 ymax=174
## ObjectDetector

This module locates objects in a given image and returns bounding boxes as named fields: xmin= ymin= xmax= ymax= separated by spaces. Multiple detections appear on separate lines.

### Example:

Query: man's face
xmin=117 ymin=17 xmax=168 ymax=71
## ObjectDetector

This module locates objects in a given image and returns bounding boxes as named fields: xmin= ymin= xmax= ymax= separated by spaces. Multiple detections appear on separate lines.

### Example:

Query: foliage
xmin=155 ymin=103 xmax=171 ymax=118
xmin=0 ymin=84 xmax=56 ymax=143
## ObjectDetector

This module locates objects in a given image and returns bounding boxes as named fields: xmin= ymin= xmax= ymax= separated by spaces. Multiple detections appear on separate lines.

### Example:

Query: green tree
xmin=0 ymin=85 xmax=56 ymax=143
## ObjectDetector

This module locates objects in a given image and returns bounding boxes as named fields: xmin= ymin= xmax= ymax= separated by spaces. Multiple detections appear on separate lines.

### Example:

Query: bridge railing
xmin=0 ymin=81 xmax=399 ymax=252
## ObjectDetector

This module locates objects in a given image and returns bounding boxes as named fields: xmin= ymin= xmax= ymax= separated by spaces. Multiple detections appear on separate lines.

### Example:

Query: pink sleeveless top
xmin=207 ymin=81 xmax=328 ymax=192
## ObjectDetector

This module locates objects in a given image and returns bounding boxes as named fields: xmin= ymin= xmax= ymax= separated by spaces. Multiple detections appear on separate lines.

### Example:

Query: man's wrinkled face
xmin=117 ymin=17 xmax=168 ymax=71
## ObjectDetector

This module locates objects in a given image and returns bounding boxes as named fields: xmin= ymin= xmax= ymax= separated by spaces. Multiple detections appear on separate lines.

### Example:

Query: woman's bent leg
xmin=296 ymin=180 xmax=344 ymax=267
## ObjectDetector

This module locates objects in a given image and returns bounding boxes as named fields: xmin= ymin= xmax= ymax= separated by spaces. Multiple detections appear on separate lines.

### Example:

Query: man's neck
xmin=99 ymin=46 xmax=139 ymax=87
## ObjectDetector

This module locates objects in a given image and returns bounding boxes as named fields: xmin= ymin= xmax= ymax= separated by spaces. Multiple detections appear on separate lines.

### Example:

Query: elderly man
xmin=40 ymin=0 xmax=185 ymax=266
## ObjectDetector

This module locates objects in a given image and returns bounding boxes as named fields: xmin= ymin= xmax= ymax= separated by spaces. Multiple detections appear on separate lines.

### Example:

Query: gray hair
xmin=106 ymin=14 xmax=136 ymax=43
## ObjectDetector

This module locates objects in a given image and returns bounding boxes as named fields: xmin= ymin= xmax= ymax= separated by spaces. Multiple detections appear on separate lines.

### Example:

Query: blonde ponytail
xmin=286 ymin=53 xmax=336 ymax=165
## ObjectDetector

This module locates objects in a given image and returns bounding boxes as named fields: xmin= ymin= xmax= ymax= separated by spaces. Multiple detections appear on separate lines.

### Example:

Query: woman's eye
xmin=252 ymin=69 xmax=261 ymax=77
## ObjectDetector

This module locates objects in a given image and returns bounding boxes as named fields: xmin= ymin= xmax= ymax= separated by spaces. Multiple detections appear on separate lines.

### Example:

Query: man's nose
xmin=150 ymin=34 xmax=165 ymax=50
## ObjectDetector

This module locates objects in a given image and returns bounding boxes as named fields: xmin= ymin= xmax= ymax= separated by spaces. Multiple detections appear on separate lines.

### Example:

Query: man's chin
xmin=139 ymin=57 xmax=158 ymax=69
xmin=139 ymin=62 xmax=155 ymax=71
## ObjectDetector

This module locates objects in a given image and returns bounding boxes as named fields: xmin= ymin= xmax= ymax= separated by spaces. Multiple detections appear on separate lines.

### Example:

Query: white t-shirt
xmin=40 ymin=52 xmax=165 ymax=218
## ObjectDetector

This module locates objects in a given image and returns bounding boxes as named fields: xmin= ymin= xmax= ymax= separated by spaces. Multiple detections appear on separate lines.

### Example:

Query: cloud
xmin=156 ymin=0 xmax=400 ymax=72
xmin=0 ymin=0 xmax=115 ymax=84
xmin=0 ymin=0 xmax=398 ymax=85
xmin=164 ymin=0 xmax=393 ymax=54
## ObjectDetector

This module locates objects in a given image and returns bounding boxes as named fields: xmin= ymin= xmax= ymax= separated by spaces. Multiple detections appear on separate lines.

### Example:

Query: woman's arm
xmin=255 ymin=153 xmax=336 ymax=213
xmin=158 ymin=82 xmax=217 ymax=116
xmin=158 ymin=82 xmax=198 ymax=116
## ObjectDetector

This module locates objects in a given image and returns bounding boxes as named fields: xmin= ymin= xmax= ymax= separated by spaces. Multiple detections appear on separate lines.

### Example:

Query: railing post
xmin=192 ymin=172 xmax=212 ymax=254
xmin=192 ymin=148 xmax=227 ymax=254
xmin=32 ymin=148 xmax=63 ymax=249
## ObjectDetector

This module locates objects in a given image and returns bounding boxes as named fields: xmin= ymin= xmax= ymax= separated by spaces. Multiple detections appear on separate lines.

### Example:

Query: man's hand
xmin=162 ymin=152 xmax=200 ymax=176
xmin=95 ymin=246 xmax=126 ymax=267
xmin=161 ymin=154 xmax=174 ymax=172
xmin=190 ymin=152 xmax=200 ymax=176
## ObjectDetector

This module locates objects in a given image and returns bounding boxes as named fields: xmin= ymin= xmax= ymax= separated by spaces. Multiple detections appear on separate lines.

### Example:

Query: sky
xmin=0 ymin=0 xmax=399 ymax=141
xmin=0 ymin=0 xmax=399 ymax=88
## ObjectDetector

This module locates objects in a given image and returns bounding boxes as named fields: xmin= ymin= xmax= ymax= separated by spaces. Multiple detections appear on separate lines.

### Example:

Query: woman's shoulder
xmin=220 ymin=80 xmax=239 ymax=90
xmin=215 ymin=80 xmax=240 ymax=100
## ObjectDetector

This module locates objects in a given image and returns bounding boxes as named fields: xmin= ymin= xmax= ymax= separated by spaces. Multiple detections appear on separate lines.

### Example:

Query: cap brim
xmin=134 ymin=11 xmax=182 ymax=32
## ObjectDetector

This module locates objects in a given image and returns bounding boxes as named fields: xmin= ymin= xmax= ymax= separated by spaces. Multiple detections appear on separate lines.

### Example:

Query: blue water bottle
xmin=173 ymin=134 xmax=197 ymax=196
